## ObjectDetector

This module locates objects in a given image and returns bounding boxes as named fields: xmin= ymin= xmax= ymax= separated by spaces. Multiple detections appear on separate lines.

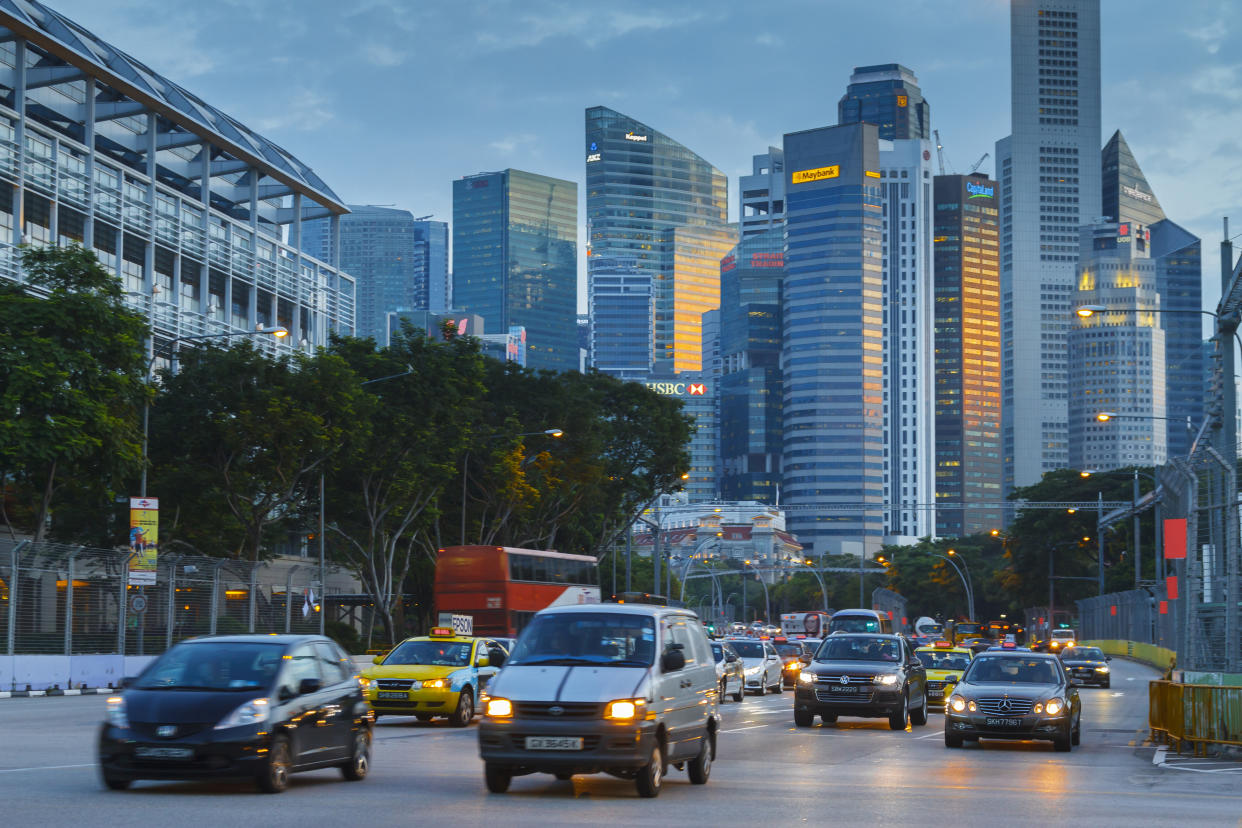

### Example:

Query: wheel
xmin=100 ymin=770 xmax=131 ymax=791
xmin=731 ymin=677 xmax=744 ymax=703
xmin=794 ymin=708 xmax=815 ymax=727
xmin=687 ymin=734 xmax=712 ymax=784
xmin=449 ymin=689 xmax=474 ymax=728
xmin=415 ymin=713 xmax=434 ymax=722
xmin=555 ymin=772 xmax=573 ymax=781
xmin=910 ymin=691 xmax=928 ymax=726
xmin=635 ymin=742 xmax=664 ymax=798
xmin=770 ymin=674 xmax=782 ymax=694
xmin=719 ymin=680 xmax=727 ymax=704
xmin=1071 ymin=718 xmax=1081 ymax=746
xmin=1103 ymin=679 xmax=1111 ymax=689
xmin=755 ymin=678 xmax=765 ymax=696
xmin=820 ymin=714 xmax=837 ymax=725
xmin=888 ymin=692 xmax=909 ymax=731
xmin=256 ymin=734 xmax=292 ymax=793
xmin=339 ymin=728 xmax=371 ymax=781
xmin=945 ymin=730 xmax=963 ymax=748
xmin=1054 ymin=724 xmax=1073 ymax=752
xmin=484 ymin=763 xmax=512 ymax=794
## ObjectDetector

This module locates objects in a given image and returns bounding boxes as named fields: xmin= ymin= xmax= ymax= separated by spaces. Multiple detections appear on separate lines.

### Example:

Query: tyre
xmin=256 ymin=734 xmax=292 ymax=793
xmin=635 ymin=742 xmax=664 ymax=798
xmin=755 ymin=678 xmax=765 ymax=696
xmin=1071 ymin=718 xmax=1081 ymax=746
xmin=1054 ymin=725 xmax=1073 ymax=752
xmin=794 ymin=708 xmax=815 ymax=727
xmin=731 ymin=677 xmax=744 ymax=703
xmin=339 ymin=728 xmax=371 ymax=781
xmin=770 ymin=674 xmax=782 ymax=694
xmin=1103 ymin=679 xmax=1111 ymax=689
xmin=415 ymin=713 xmax=434 ymax=722
xmin=100 ymin=770 xmax=131 ymax=791
xmin=484 ymin=763 xmax=512 ymax=794
xmin=687 ymin=735 xmax=712 ymax=784
xmin=719 ymin=680 xmax=727 ymax=704
xmin=945 ymin=730 xmax=963 ymax=748
xmin=820 ymin=714 xmax=837 ymax=724
xmin=888 ymin=692 xmax=909 ymax=731
xmin=449 ymin=689 xmax=474 ymax=728
xmin=909 ymin=691 xmax=928 ymax=727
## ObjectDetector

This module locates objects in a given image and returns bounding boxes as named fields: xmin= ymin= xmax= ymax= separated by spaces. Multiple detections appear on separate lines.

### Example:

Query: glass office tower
xmin=585 ymin=106 xmax=729 ymax=376
xmin=933 ymin=174 xmax=1003 ymax=536
xmin=838 ymin=64 xmax=931 ymax=141
xmin=781 ymin=123 xmax=885 ymax=557
xmin=452 ymin=170 xmax=578 ymax=373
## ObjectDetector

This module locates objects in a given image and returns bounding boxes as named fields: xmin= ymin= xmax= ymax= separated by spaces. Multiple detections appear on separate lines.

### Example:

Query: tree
xmin=0 ymin=245 xmax=147 ymax=542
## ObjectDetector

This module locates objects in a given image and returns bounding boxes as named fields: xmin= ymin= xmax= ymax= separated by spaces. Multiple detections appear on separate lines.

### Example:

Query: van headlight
xmin=214 ymin=697 xmax=270 ymax=730
xmin=604 ymin=699 xmax=646 ymax=720
xmin=1044 ymin=697 xmax=1065 ymax=716
xmin=485 ymin=697 xmax=513 ymax=718
xmin=106 ymin=696 xmax=129 ymax=729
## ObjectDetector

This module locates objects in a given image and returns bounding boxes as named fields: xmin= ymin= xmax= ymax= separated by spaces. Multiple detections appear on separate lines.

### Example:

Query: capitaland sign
xmin=791 ymin=165 xmax=840 ymax=184
xmin=966 ymin=181 xmax=994 ymax=199
xmin=645 ymin=381 xmax=708 ymax=396
xmin=624 ymin=131 xmax=648 ymax=142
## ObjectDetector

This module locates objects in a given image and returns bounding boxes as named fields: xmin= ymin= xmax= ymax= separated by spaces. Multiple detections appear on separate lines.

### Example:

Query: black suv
xmin=793 ymin=633 xmax=928 ymax=729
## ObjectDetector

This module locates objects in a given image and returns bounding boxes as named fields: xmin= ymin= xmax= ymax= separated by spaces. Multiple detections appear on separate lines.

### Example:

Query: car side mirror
xmin=799 ymin=654 xmax=811 ymax=665
xmin=662 ymin=648 xmax=686 ymax=672
xmin=725 ymin=653 xmax=738 ymax=663
xmin=945 ymin=675 xmax=958 ymax=684
xmin=372 ymin=654 xmax=384 ymax=664
xmin=298 ymin=677 xmax=321 ymax=695
xmin=1105 ymin=656 xmax=1112 ymax=662
xmin=476 ymin=655 xmax=490 ymax=668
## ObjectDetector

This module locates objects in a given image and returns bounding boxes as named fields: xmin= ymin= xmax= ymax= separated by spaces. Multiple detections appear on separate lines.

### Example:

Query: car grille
xmin=815 ymin=674 xmax=879 ymax=685
xmin=815 ymin=689 xmax=873 ymax=702
xmin=975 ymin=697 xmax=1035 ymax=715
xmin=926 ymin=681 xmax=947 ymax=692
xmin=376 ymin=679 xmax=415 ymax=691
xmin=513 ymin=702 xmax=602 ymax=719
xmin=129 ymin=722 xmax=209 ymax=739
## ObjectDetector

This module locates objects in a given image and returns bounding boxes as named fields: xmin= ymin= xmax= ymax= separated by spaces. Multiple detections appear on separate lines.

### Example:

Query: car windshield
xmin=917 ymin=651 xmax=972 ymax=670
xmin=729 ymin=640 xmax=765 ymax=658
xmin=956 ymin=624 xmax=985 ymax=637
xmin=919 ymin=624 xmax=945 ymax=636
xmin=135 ymin=641 xmax=286 ymax=690
xmin=506 ymin=612 xmax=656 ymax=666
xmin=1052 ymin=631 xmax=1076 ymax=639
xmin=1063 ymin=647 xmax=1105 ymax=660
xmin=830 ymin=616 xmax=881 ymax=633
xmin=384 ymin=639 xmax=472 ymax=667
xmin=967 ymin=656 xmax=1060 ymax=684
xmin=817 ymin=636 xmax=900 ymax=661
xmin=774 ymin=644 xmax=802 ymax=657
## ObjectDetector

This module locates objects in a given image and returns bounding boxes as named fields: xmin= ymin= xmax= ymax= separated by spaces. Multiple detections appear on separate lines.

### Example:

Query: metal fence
xmin=1149 ymin=680 xmax=1242 ymax=755
xmin=1 ymin=539 xmax=345 ymax=656
xmin=1078 ymin=588 xmax=1177 ymax=653
xmin=871 ymin=587 xmax=909 ymax=632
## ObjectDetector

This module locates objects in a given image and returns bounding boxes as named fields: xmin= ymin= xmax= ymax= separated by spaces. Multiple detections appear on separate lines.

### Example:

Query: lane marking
xmin=721 ymin=724 xmax=769 ymax=733
xmin=0 ymin=763 xmax=95 ymax=774
xmin=915 ymin=732 xmax=942 ymax=740
xmin=1153 ymin=746 xmax=1167 ymax=766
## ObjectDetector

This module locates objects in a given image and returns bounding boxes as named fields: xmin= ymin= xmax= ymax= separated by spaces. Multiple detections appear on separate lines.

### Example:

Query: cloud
xmin=473 ymin=3 xmax=705 ymax=50
xmin=755 ymin=32 xmax=782 ymax=47
xmin=363 ymin=43 xmax=410 ymax=67
xmin=488 ymin=133 xmax=538 ymax=154
xmin=1185 ymin=19 xmax=1227 ymax=54
xmin=253 ymin=89 xmax=335 ymax=133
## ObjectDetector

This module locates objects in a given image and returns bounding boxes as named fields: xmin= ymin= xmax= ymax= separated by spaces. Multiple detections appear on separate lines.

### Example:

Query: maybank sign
xmin=645 ymin=381 xmax=708 ymax=397
xmin=966 ymin=181 xmax=994 ymax=199
xmin=791 ymin=165 xmax=840 ymax=184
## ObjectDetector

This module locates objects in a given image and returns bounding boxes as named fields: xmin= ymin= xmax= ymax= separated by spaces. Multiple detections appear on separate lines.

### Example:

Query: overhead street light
xmin=460 ymin=428 xmax=563 ymax=545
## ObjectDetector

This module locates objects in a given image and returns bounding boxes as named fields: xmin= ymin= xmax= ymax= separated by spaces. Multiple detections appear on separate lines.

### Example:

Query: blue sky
xmin=46 ymin=0 xmax=1240 ymax=315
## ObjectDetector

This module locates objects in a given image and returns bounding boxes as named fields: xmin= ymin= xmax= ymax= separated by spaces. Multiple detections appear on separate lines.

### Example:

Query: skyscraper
xmin=740 ymin=148 xmax=786 ymax=238
xmin=933 ymin=174 xmax=1003 ymax=536
xmin=781 ymin=123 xmax=885 ymax=557
xmin=996 ymin=0 xmax=1102 ymax=489
xmin=839 ymin=64 xmax=931 ymax=141
xmin=585 ymin=106 xmax=730 ymax=377
xmin=452 ymin=170 xmax=578 ymax=373
xmin=414 ymin=219 xmax=451 ymax=312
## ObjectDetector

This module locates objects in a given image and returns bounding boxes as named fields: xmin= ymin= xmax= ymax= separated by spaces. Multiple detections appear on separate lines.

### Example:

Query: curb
xmin=0 ymin=687 xmax=116 ymax=699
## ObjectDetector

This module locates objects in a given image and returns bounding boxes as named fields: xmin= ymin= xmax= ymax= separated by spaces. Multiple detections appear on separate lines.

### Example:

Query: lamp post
xmin=931 ymin=552 xmax=974 ymax=621
xmin=1081 ymin=464 xmax=1160 ymax=588
xmin=743 ymin=559 xmax=770 ymax=623
xmin=459 ymin=429 xmax=563 ymax=546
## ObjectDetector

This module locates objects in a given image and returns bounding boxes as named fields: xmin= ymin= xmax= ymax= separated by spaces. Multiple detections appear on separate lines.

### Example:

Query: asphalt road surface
xmin=2 ymin=658 xmax=1240 ymax=826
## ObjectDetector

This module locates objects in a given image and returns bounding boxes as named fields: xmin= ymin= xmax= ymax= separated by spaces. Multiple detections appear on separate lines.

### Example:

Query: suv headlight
xmin=1044 ymin=697 xmax=1065 ymax=716
xmin=798 ymin=671 xmax=815 ymax=685
xmin=604 ymin=698 xmax=646 ymax=720
xmin=106 ymin=695 xmax=129 ymax=729
xmin=1094 ymin=666 xmax=1109 ymax=673
xmin=485 ymin=697 xmax=513 ymax=717
xmin=214 ymin=697 xmax=271 ymax=730
xmin=876 ymin=674 xmax=899 ymax=686
xmin=358 ymin=676 xmax=373 ymax=691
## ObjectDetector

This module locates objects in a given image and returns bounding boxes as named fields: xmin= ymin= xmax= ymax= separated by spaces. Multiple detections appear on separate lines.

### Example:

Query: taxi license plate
xmin=135 ymin=746 xmax=193 ymax=760
xmin=928 ymin=689 xmax=944 ymax=698
xmin=525 ymin=737 xmax=583 ymax=751
xmin=984 ymin=717 xmax=1022 ymax=728
xmin=377 ymin=691 xmax=407 ymax=700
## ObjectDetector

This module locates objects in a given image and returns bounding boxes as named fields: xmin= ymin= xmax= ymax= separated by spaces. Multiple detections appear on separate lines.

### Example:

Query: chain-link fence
xmin=1077 ymin=588 xmax=1176 ymax=652
xmin=1 ymin=539 xmax=353 ymax=657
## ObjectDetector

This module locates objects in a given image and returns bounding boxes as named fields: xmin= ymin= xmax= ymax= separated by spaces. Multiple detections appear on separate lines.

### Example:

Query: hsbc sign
xmin=644 ymin=381 xmax=710 ymax=397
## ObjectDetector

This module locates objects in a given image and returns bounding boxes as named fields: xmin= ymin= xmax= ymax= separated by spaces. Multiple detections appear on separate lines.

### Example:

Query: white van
xmin=477 ymin=602 xmax=720 ymax=798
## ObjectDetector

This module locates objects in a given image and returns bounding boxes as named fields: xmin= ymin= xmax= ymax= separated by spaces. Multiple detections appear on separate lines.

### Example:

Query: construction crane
xmin=968 ymin=153 xmax=990 ymax=175
xmin=933 ymin=129 xmax=949 ymax=176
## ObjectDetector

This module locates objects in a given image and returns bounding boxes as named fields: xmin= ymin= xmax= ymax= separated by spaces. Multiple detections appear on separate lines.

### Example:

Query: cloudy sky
xmin=43 ymin=0 xmax=1240 ymax=314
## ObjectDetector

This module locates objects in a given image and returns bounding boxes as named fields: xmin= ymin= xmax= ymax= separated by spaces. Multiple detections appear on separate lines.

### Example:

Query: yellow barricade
xmin=1149 ymin=680 xmax=1242 ymax=755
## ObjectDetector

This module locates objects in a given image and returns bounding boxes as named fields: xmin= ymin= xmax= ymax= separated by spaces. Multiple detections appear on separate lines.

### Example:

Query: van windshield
xmin=506 ymin=613 xmax=657 ymax=667
xmin=830 ymin=616 xmax=881 ymax=634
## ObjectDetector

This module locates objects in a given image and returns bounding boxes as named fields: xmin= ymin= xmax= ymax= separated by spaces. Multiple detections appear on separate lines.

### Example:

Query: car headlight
xmin=105 ymin=695 xmax=129 ymax=729
xmin=948 ymin=695 xmax=967 ymax=713
xmin=604 ymin=698 xmax=646 ymax=720
xmin=1095 ymin=666 xmax=1109 ymax=673
xmin=485 ymin=697 xmax=513 ymax=717
xmin=876 ymin=674 xmax=899 ymax=686
xmin=421 ymin=678 xmax=451 ymax=690
xmin=745 ymin=666 xmax=762 ymax=675
xmin=214 ymin=697 xmax=271 ymax=730
xmin=1044 ymin=697 xmax=1064 ymax=716
xmin=358 ymin=676 xmax=373 ymax=691
xmin=798 ymin=671 xmax=815 ymax=685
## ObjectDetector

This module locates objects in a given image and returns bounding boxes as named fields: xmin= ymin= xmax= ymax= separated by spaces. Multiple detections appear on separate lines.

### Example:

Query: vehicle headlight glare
xmin=1044 ymin=698 xmax=1064 ymax=716
xmin=423 ymin=678 xmax=449 ymax=689
xmin=1095 ymin=666 xmax=1109 ymax=673
xmin=798 ymin=671 xmax=815 ymax=685
xmin=877 ymin=674 xmax=899 ymax=686
xmin=745 ymin=666 xmax=762 ymax=675
xmin=215 ymin=697 xmax=270 ymax=730
xmin=949 ymin=695 xmax=967 ymax=713
xmin=358 ymin=676 xmax=372 ymax=690
xmin=604 ymin=699 xmax=644 ymax=720
xmin=106 ymin=696 xmax=129 ymax=729
xmin=485 ymin=698 xmax=512 ymax=717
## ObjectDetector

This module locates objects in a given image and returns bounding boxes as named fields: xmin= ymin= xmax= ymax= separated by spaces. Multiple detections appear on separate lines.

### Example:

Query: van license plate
xmin=525 ymin=737 xmax=583 ymax=751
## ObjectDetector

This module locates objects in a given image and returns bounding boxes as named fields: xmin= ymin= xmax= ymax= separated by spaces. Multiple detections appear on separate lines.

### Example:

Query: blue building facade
xmin=838 ymin=64 xmax=931 ymax=141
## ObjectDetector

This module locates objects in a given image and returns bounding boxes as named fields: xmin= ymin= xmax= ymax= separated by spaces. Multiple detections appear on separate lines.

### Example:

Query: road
xmin=1 ymin=658 xmax=1240 ymax=826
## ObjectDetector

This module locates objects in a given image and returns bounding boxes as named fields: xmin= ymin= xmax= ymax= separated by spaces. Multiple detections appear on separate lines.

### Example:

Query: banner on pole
xmin=128 ymin=497 xmax=159 ymax=586
xmin=1163 ymin=518 xmax=1187 ymax=560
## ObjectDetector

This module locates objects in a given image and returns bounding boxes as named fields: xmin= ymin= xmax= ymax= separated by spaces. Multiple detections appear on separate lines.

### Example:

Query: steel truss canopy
xmin=0 ymin=0 xmax=346 ymax=223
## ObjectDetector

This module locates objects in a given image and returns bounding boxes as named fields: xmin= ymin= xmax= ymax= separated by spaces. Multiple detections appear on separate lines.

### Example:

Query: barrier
xmin=1081 ymin=639 xmax=1176 ymax=672
xmin=1149 ymin=679 xmax=1242 ymax=755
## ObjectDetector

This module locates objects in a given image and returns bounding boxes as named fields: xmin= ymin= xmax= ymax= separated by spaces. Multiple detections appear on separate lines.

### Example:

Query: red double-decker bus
xmin=434 ymin=545 xmax=601 ymax=637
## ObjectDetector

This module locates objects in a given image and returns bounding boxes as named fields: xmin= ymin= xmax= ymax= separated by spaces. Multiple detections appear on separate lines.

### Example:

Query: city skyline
xmin=43 ymin=0 xmax=1237 ymax=318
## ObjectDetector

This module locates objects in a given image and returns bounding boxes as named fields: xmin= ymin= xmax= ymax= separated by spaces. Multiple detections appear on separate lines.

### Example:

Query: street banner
xmin=1163 ymin=518 xmax=1187 ymax=560
xmin=128 ymin=496 xmax=159 ymax=586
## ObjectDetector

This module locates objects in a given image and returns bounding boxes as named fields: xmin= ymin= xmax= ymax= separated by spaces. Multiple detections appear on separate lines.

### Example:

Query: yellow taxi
xmin=914 ymin=641 xmax=973 ymax=708
xmin=360 ymin=628 xmax=507 ymax=726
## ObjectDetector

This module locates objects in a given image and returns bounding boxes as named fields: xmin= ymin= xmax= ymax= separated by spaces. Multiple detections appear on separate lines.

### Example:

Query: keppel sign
xmin=624 ymin=131 xmax=648 ymax=142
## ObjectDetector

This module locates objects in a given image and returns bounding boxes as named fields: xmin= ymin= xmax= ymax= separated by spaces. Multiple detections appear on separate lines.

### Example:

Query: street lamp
xmin=930 ymin=552 xmax=974 ymax=621
xmin=946 ymin=549 xmax=976 ymax=619
xmin=1080 ymin=465 xmax=1160 ymax=586
xmin=460 ymin=429 xmax=562 ymax=545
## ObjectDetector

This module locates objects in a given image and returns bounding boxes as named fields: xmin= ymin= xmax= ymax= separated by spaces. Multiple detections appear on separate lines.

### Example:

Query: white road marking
xmin=915 ymin=732 xmax=943 ymax=740
xmin=721 ymin=724 xmax=769 ymax=733
xmin=1110 ymin=692 xmax=1126 ymax=697
xmin=0 ymin=763 xmax=95 ymax=773
xmin=1153 ymin=746 xmax=1168 ymax=766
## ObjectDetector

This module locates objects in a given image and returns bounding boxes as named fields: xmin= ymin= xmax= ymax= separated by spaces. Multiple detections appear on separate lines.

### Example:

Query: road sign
xmin=130 ymin=593 xmax=148 ymax=614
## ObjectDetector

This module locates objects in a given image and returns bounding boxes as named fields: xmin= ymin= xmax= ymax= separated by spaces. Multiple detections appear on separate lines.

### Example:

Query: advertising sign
xmin=128 ymin=497 xmax=159 ymax=586
xmin=791 ymin=165 xmax=840 ymax=184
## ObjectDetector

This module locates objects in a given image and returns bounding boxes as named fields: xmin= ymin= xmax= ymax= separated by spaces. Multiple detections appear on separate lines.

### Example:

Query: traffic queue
xmin=96 ymin=602 xmax=1105 ymax=797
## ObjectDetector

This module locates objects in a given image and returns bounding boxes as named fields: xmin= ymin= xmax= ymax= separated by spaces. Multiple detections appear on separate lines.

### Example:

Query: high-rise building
xmin=996 ymin=0 xmax=1102 ymax=489
xmin=302 ymin=206 xmax=443 ymax=343
xmin=452 ymin=170 xmax=578 ymax=373
xmin=781 ymin=123 xmax=885 ymax=557
xmin=719 ymin=227 xmax=784 ymax=504
xmin=839 ymin=64 xmax=931 ymax=141
xmin=644 ymin=376 xmax=718 ymax=503
xmin=933 ymin=174 xmax=1003 ymax=536
xmin=740 ymin=148 xmax=786 ymax=238
xmin=585 ymin=107 xmax=730 ymax=377
xmin=1069 ymin=221 xmax=1165 ymax=470
xmin=414 ymin=219 xmax=450 ymax=312
xmin=0 ymin=1 xmax=354 ymax=358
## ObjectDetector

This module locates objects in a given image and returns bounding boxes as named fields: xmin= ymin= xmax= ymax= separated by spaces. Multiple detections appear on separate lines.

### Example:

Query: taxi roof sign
xmin=934 ymin=641 xmax=953 ymax=648
xmin=430 ymin=627 xmax=454 ymax=638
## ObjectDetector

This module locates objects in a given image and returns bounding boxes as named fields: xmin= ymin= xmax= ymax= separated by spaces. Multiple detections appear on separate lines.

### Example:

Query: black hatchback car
xmin=793 ymin=633 xmax=928 ymax=729
xmin=1059 ymin=646 xmax=1112 ymax=688
xmin=98 ymin=634 xmax=372 ymax=793
xmin=944 ymin=650 xmax=1081 ymax=751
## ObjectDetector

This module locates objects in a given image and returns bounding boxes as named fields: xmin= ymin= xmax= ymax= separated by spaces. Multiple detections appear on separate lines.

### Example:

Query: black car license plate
xmin=829 ymin=686 xmax=859 ymax=694
xmin=984 ymin=717 xmax=1022 ymax=728
xmin=377 ymin=691 xmax=407 ymax=700
xmin=135 ymin=746 xmax=193 ymax=760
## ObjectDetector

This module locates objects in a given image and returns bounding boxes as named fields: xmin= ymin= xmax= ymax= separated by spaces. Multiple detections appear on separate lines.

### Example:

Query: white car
xmin=725 ymin=638 xmax=783 ymax=695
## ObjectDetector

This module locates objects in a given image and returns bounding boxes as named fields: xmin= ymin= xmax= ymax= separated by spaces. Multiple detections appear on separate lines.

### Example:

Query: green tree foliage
xmin=0 ymin=246 xmax=147 ymax=542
